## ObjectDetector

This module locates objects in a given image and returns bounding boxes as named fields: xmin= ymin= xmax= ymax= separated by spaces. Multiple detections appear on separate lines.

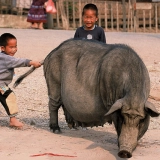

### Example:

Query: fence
xmin=53 ymin=0 xmax=160 ymax=32
xmin=0 ymin=0 xmax=160 ymax=32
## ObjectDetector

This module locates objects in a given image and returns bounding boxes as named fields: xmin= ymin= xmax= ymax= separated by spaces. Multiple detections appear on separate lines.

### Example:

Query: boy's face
xmin=82 ymin=9 xmax=98 ymax=30
xmin=1 ymin=38 xmax=17 ymax=56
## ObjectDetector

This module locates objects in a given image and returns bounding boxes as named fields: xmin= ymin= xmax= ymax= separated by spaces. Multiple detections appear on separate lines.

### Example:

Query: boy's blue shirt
xmin=0 ymin=51 xmax=30 ymax=86
xmin=74 ymin=25 xmax=106 ymax=43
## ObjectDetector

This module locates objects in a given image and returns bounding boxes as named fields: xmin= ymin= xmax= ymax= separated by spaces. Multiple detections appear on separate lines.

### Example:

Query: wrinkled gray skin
xmin=43 ymin=39 xmax=159 ymax=158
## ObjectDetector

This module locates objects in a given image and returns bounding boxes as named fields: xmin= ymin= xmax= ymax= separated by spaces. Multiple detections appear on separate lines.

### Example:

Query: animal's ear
xmin=145 ymin=101 xmax=159 ymax=117
xmin=105 ymin=99 xmax=123 ymax=116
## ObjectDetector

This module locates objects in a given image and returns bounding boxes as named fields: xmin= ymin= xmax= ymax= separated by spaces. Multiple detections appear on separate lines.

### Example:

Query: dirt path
xmin=0 ymin=29 xmax=160 ymax=160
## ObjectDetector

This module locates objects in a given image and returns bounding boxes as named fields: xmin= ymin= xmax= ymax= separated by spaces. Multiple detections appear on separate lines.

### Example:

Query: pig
xmin=14 ymin=39 xmax=159 ymax=158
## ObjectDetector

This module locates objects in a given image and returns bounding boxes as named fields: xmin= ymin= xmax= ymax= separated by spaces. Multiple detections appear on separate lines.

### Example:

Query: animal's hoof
xmin=68 ymin=122 xmax=77 ymax=130
xmin=118 ymin=150 xmax=132 ymax=158
xmin=82 ymin=127 xmax=87 ymax=130
xmin=50 ymin=124 xmax=61 ymax=134
xmin=53 ymin=129 xmax=61 ymax=134
xmin=68 ymin=123 xmax=74 ymax=129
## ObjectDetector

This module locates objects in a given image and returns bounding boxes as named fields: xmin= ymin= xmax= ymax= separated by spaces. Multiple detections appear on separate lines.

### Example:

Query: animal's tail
xmin=13 ymin=60 xmax=44 ymax=88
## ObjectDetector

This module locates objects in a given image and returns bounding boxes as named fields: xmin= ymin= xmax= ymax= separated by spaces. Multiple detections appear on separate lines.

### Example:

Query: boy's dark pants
xmin=0 ymin=88 xmax=18 ymax=117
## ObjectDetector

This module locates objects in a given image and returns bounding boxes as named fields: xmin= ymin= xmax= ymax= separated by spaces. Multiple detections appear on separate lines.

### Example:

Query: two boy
xmin=0 ymin=3 xmax=105 ymax=129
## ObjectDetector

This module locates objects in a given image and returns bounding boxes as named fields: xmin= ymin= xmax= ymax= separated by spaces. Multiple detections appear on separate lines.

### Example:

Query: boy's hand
xmin=29 ymin=61 xmax=42 ymax=68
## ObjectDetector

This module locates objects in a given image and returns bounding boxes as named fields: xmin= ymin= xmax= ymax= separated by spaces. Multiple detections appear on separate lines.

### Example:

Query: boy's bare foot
xmin=9 ymin=117 xmax=23 ymax=129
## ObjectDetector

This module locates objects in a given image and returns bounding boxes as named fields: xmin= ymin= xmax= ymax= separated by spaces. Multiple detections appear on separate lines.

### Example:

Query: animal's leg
xmin=49 ymin=96 xmax=61 ymax=133
xmin=44 ymin=57 xmax=61 ymax=133
xmin=62 ymin=105 xmax=76 ymax=129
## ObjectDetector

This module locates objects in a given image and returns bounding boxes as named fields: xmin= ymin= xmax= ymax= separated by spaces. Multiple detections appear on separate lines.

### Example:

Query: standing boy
xmin=74 ymin=3 xmax=106 ymax=43
xmin=0 ymin=33 xmax=41 ymax=129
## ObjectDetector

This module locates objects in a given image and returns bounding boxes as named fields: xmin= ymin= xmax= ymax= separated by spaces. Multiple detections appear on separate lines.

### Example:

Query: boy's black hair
xmin=82 ymin=3 xmax=98 ymax=17
xmin=0 ymin=33 xmax=16 ymax=47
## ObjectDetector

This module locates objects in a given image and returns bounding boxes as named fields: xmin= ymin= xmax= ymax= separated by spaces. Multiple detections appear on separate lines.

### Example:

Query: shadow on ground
xmin=19 ymin=117 xmax=126 ymax=160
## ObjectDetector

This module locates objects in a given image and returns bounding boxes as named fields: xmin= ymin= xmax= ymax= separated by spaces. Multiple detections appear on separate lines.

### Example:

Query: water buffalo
xmin=14 ymin=39 xmax=159 ymax=158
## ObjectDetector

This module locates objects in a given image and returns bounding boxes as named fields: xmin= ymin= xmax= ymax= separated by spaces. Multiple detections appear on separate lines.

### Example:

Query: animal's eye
xmin=136 ymin=123 xmax=140 ymax=127
xmin=133 ymin=115 xmax=139 ymax=119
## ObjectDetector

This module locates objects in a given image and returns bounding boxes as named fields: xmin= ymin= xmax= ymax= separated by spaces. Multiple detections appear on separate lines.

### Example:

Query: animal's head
xmin=105 ymin=99 xmax=159 ymax=158
xmin=105 ymin=99 xmax=159 ymax=137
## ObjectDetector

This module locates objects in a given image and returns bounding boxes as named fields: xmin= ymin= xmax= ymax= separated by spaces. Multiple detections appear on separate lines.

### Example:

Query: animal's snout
xmin=118 ymin=148 xmax=132 ymax=158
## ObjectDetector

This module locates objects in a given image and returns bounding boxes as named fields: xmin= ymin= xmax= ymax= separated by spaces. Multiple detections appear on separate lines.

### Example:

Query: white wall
xmin=16 ymin=0 xmax=33 ymax=9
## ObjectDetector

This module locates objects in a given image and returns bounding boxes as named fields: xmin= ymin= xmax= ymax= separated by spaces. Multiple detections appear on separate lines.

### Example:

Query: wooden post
xmin=58 ymin=0 xmax=69 ymax=30
xmin=105 ymin=2 xmax=108 ymax=31
xmin=116 ymin=2 xmax=119 ymax=31
xmin=134 ymin=1 xmax=137 ymax=32
xmin=79 ymin=0 xmax=82 ymax=27
xmin=73 ymin=0 xmax=76 ymax=29
xmin=155 ymin=3 xmax=158 ymax=33
xmin=56 ymin=1 xmax=60 ymax=28
xmin=131 ymin=7 xmax=133 ymax=31
xmin=143 ymin=10 xmax=145 ymax=32
xmin=111 ymin=3 xmax=113 ymax=31
xmin=131 ymin=0 xmax=136 ymax=32
xmin=128 ymin=0 xmax=131 ymax=32
xmin=122 ymin=0 xmax=126 ymax=32
xmin=98 ymin=3 xmax=101 ymax=27
xmin=149 ymin=9 xmax=151 ymax=31
xmin=66 ymin=0 xmax=69 ymax=28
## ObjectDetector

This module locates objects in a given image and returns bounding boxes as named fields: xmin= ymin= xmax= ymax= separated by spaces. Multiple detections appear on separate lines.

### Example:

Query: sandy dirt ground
xmin=0 ymin=28 xmax=160 ymax=160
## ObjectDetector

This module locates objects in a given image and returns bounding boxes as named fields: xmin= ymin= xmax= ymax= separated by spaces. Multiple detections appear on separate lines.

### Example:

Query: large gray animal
xmin=14 ymin=39 xmax=159 ymax=158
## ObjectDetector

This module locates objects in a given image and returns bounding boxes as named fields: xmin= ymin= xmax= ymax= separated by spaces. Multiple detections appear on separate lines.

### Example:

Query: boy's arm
xmin=5 ymin=56 xmax=31 ymax=68
xmin=5 ymin=55 xmax=41 ymax=68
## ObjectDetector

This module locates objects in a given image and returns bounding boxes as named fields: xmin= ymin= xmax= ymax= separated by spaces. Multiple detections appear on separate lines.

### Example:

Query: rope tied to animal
xmin=13 ymin=60 xmax=44 ymax=88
